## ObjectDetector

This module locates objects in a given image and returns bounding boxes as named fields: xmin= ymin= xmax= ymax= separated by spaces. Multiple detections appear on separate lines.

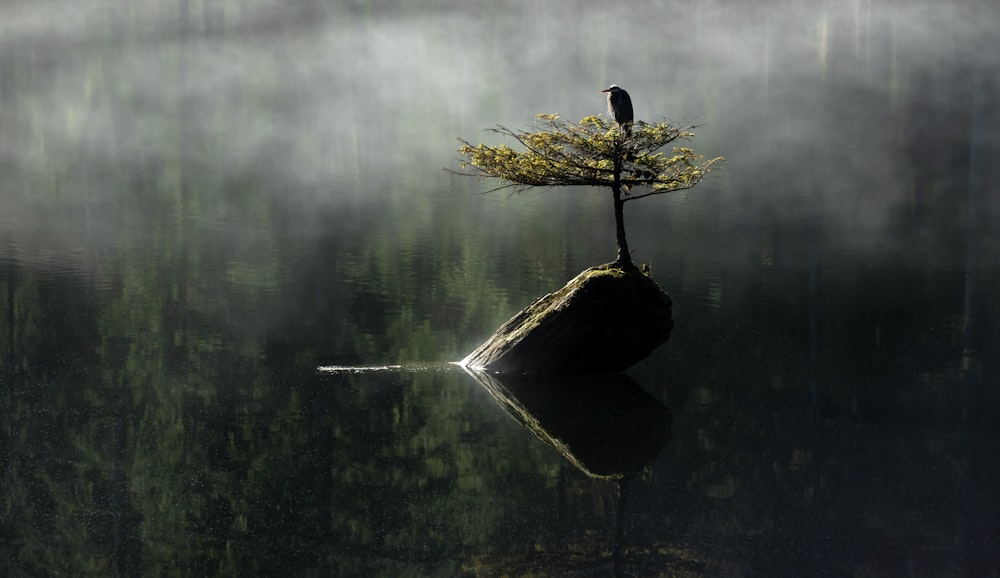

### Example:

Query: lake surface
xmin=3 ymin=0 xmax=999 ymax=575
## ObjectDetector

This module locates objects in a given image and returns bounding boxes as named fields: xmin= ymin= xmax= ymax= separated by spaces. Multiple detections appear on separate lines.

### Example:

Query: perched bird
xmin=601 ymin=84 xmax=634 ymax=135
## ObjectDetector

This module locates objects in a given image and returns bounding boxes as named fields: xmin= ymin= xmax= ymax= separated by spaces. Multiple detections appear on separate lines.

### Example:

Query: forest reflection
xmin=5 ymin=344 xmax=994 ymax=575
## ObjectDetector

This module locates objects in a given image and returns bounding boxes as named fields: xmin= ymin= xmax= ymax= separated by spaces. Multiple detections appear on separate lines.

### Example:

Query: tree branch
xmin=453 ymin=115 xmax=721 ymax=194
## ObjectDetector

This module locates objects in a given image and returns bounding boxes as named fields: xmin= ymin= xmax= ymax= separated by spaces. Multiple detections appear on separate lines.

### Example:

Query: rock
xmin=461 ymin=263 xmax=673 ymax=373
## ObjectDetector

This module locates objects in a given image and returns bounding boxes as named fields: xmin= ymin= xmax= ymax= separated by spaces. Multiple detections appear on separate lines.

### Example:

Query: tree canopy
xmin=455 ymin=114 xmax=724 ymax=268
xmin=456 ymin=114 xmax=723 ymax=202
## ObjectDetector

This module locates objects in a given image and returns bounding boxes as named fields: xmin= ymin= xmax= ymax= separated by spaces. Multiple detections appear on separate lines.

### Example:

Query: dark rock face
xmin=461 ymin=264 xmax=673 ymax=373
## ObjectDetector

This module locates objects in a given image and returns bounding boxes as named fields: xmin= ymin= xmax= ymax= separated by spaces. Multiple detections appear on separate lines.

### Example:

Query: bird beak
xmin=600 ymin=89 xmax=610 ymax=93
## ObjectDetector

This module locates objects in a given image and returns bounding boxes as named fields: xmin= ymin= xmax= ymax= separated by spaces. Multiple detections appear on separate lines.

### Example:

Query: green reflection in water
xmin=4 ymin=362 xmax=639 ymax=575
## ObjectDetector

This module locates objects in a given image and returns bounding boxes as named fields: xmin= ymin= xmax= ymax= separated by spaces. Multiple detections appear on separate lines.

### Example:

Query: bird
xmin=601 ymin=85 xmax=633 ymax=135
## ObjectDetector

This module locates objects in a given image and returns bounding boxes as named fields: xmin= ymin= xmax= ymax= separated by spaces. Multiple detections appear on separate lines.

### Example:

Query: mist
xmin=2 ymin=0 xmax=998 ymax=270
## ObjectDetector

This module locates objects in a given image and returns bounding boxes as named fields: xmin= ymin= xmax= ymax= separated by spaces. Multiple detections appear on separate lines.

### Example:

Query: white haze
xmin=1 ymin=0 xmax=997 ymax=263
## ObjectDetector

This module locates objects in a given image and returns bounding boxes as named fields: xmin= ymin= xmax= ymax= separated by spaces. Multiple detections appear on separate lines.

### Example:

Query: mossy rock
xmin=461 ymin=263 xmax=673 ymax=373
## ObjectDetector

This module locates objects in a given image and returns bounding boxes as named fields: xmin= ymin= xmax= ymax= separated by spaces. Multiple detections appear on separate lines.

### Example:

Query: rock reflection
xmin=463 ymin=368 xmax=672 ymax=479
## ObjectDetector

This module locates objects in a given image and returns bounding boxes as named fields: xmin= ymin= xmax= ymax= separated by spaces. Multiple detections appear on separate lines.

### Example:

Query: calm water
xmin=3 ymin=0 xmax=1000 ymax=576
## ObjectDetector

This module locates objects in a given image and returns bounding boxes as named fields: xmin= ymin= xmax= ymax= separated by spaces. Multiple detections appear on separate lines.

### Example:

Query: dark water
xmin=3 ymin=1 xmax=1000 ymax=576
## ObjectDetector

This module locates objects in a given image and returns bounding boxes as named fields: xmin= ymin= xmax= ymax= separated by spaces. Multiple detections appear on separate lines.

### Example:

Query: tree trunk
xmin=612 ymin=185 xmax=632 ymax=268
xmin=612 ymin=141 xmax=633 ymax=268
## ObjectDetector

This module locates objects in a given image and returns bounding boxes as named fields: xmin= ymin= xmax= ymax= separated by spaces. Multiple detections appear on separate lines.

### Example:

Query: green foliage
xmin=456 ymin=115 xmax=724 ymax=203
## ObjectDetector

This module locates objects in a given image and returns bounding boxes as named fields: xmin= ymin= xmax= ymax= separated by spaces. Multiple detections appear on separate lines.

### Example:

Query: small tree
xmin=454 ymin=115 xmax=723 ymax=269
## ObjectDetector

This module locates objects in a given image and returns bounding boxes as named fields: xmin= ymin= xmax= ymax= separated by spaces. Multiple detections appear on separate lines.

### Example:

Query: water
xmin=3 ymin=0 xmax=999 ymax=575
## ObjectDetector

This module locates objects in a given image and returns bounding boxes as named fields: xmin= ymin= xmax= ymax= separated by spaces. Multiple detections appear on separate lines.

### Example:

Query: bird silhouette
xmin=601 ymin=85 xmax=633 ymax=136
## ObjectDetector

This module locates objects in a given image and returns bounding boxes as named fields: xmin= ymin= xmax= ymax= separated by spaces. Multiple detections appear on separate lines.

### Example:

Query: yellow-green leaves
xmin=454 ymin=115 xmax=723 ymax=198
